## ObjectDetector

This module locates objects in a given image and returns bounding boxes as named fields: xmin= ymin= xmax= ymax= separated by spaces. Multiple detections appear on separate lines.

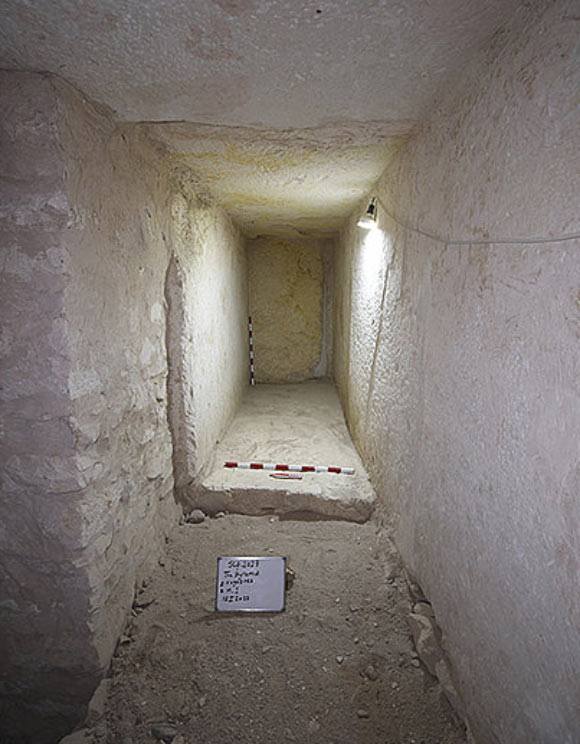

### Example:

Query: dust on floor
xmin=198 ymin=381 xmax=376 ymax=522
xmin=101 ymin=515 xmax=466 ymax=744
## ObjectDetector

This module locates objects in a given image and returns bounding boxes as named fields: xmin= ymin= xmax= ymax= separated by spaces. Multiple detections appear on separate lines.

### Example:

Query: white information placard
xmin=216 ymin=556 xmax=286 ymax=612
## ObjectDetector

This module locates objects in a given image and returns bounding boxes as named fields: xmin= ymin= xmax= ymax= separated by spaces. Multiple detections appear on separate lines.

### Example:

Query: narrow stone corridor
xmin=102 ymin=516 xmax=465 ymax=744
xmin=1 ymin=3 xmax=579 ymax=743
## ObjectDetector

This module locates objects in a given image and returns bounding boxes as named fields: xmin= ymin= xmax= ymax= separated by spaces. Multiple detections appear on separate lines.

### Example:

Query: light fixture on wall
xmin=357 ymin=197 xmax=378 ymax=229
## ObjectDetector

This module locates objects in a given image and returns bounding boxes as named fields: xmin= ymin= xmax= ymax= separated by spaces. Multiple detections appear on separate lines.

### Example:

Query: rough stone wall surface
xmin=334 ymin=2 xmax=580 ymax=742
xmin=0 ymin=72 xmax=179 ymax=743
xmin=0 ymin=72 xmax=97 ymax=743
xmin=166 ymin=177 xmax=248 ymax=501
xmin=248 ymin=237 xmax=325 ymax=382
xmin=56 ymin=80 xmax=179 ymax=670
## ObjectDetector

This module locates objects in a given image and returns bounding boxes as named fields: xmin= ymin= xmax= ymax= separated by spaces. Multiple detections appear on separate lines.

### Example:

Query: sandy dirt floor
xmin=98 ymin=514 xmax=466 ymax=744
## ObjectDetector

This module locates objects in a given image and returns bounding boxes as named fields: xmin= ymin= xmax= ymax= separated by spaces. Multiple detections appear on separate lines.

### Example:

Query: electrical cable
xmin=375 ymin=197 xmax=580 ymax=246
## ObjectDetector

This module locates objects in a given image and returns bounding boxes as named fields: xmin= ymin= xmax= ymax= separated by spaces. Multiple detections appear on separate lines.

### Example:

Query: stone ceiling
xmin=0 ymin=0 xmax=522 ymax=237
xmin=147 ymin=120 xmax=409 ymax=237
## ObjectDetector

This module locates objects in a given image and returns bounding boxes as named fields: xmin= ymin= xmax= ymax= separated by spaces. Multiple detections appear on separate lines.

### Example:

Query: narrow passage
xmin=104 ymin=516 xmax=466 ymax=744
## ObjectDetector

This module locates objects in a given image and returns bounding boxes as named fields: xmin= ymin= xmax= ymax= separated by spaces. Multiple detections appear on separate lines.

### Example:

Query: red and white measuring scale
xmin=248 ymin=316 xmax=255 ymax=386
xmin=224 ymin=461 xmax=355 ymax=475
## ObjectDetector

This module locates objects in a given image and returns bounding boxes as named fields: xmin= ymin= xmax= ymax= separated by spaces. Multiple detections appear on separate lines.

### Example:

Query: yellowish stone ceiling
xmin=0 ymin=0 xmax=524 ymax=236
xmin=147 ymin=120 xmax=409 ymax=237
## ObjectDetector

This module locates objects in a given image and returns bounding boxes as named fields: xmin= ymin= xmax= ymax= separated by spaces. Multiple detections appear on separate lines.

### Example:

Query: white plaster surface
xmin=198 ymin=381 xmax=375 ymax=522
xmin=334 ymin=2 xmax=580 ymax=741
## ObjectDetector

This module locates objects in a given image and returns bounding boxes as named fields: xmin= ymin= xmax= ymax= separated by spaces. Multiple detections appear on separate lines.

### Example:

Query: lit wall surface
xmin=334 ymin=4 xmax=580 ymax=741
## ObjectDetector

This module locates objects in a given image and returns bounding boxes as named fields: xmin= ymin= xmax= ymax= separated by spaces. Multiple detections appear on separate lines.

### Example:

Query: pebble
xmin=364 ymin=664 xmax=378 ymax=681
xmin=356 ymin=709 xmax=370 ymax=719
xmin=93 ymin=724 xmax=107 ymax=740
xmin=150 ymin=724 xmax=178 ymax=743
xmin=336 ymin=655 xmax=344 ymax=664
xmin=214 ymin=511 xmax=226 ymax=518
xmin=409 ymin=582 xmax=424 ymax=599
xmin=411 ymin=659 xmax=421 ymax=667
xmin=413 ymin=600 xmax=435 ymax=618
xmin=185 ymin=509 xmax=205 ymax=524
xmin=391 ymin=682 xmax=399 ymax=689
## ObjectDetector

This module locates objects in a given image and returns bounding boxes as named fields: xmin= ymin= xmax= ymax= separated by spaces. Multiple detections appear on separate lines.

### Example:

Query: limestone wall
xmin=334 ymin=2 xmax=580 ymax=742
xmin=56 ymin=80 xmax=180 ymax=673
xmin=0 ymin=73 xmax=180 ymax=742
xmin=248 ymin=237 xmax=331 ymax=382
xmin=165 ymin=175 xmax=248 ymax=502
xmin=0 ymin=72 xmax=94 ymax=743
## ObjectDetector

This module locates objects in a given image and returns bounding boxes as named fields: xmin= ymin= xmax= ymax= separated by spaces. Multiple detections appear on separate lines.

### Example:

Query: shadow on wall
xmin=0 ymin=557 xmax=101 ymax=744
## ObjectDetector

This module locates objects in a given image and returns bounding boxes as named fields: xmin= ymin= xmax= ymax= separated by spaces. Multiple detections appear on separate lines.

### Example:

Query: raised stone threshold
xmin=196 ymin=380 xmax=376 ymax=522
